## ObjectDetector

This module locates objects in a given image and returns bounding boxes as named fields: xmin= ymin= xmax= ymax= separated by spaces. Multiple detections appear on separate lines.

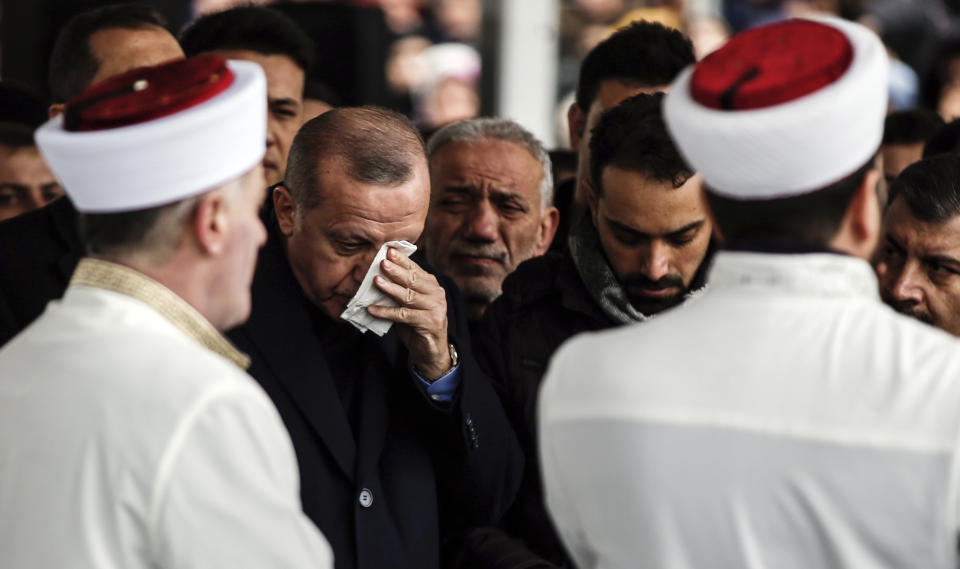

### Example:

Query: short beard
xmin=623 ymin=273 xmax=687 ymax=316
xmin=627 ymin=288 xmax=688 ymax=316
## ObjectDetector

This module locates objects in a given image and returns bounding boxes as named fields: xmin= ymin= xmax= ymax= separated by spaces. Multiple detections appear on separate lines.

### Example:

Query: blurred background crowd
xmin=2 ymin=0 xmax=960 ymax=219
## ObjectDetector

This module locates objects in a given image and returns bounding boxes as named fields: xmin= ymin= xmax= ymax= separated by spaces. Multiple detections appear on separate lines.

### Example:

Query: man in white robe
xmin=540 ymin=17 xmax=960 ymax=569
xmin=0 ymin=55 xmax=332 ymax=568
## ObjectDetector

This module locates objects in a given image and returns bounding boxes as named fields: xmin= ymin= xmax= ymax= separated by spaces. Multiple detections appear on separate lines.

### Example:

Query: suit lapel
xmin=240 ymin=227 xmax=357 ymax=480
xmin=354 ymin=329 xmax=403 ymax=477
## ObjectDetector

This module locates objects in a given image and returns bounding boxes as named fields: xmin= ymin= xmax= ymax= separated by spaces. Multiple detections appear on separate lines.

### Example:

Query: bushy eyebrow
xmin=270 ymin=97 xmax=300 ymax=110
xmin=605 ymin=217 xmax=705 ymax=239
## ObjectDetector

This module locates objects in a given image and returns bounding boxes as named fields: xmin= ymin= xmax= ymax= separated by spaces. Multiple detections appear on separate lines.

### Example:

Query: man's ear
xmin=535 ymin=206 xmax=561 ymax=255
xmin=567 ymin=102 xmax=585 ymax=152
xmin=703 ymin=196 xmax=725 ymax=243
xmin=48 ymin=103 xmax=65 ymax=119
xmin=583 ymin=176 xmax=599 ymax=225
xmin=273 ymin=184 xmax=298 ymax=237
xmin=831 ymin=168 xmax=881 ymax=260
xmin=193 ymin=190 xmax=229 ymax=256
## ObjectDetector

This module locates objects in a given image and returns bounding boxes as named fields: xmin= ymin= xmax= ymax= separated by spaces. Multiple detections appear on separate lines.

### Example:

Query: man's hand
xmin=367 ymin=247 xmax=452 ymax=380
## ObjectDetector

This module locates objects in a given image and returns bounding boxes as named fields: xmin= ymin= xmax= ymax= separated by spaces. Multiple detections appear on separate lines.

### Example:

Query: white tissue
xmin=340 ymin=240 xmax=418 ymax=336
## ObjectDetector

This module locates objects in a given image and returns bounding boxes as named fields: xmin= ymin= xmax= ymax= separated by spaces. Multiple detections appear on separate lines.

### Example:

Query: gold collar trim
xmin=71 ymin=258 xmax=250 ymax=370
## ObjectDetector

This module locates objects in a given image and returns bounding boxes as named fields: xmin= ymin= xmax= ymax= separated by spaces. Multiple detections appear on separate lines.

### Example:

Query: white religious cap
xmin=664 ymin=17 xmax=889 ymax=199
xmin=36 ymin=54 xmax=266 ymax=213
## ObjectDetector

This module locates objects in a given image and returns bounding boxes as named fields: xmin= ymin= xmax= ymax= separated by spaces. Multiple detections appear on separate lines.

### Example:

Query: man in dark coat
xmin=460 ymin=94 xmax=714 ymax=568
xmin=227 ymin=107 xmax=524 ymax=569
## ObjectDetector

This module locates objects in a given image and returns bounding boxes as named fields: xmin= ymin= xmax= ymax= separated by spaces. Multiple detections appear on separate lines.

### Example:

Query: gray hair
xmin=426 ymin=117 xmax=554 ymax=209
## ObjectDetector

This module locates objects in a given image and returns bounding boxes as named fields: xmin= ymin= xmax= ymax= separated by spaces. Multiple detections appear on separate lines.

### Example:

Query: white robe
xmin=540 ymin=251 xmax=960 ymax=569
xmin=0 ymin=261 xmax=332 ymax=568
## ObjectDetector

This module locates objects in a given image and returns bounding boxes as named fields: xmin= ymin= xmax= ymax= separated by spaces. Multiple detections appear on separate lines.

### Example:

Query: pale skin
xmin=107 ymin=165 xmax=268 ymax=332
xmin=827 ymin=169 xmax=882 ymax=261
xmin=275 ymin=157 xmax=454 ymax=380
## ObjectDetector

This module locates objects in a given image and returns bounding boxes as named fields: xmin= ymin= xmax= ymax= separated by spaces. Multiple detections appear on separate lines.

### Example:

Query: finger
xmin=387 ymin=246 xmax=416 ymax=268
xmin=367 ymin=301 xmax=427 ymax=327
xmin=381 ymin=257 xmax=433 ymax=292
xmin=373 ymin=275 xmax=429 ymax=308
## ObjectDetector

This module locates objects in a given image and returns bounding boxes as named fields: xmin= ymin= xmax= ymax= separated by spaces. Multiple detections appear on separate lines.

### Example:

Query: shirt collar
xmin=707 ymin=250 xmax=880 ymax=300
xmin=70 ymin=257 xmax=250 ymax=369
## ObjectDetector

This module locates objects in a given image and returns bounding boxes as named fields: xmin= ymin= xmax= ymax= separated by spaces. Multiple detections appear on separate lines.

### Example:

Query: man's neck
xmin=95 ymin=251 xmax=223 ymax=330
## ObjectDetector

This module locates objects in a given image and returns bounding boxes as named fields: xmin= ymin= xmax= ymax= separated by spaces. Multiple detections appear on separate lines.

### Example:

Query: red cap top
xmin=64 ymin=54 xmax=235 ymax=132
xmin=690 ymin=20 xmax=853 ymax=111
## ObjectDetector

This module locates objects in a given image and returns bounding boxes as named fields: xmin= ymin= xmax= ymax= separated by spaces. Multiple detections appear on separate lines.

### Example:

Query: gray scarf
xmin=568 ymin=211 xmax=650 ymax=325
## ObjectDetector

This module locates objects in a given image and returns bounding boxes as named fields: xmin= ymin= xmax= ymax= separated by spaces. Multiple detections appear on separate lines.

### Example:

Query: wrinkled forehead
xmin=0 ymin=145 xmax=56 ymax=181
xmin=884 ymin=195 xmax=960 ymax=249
xmin=314 ymin=155 xmax=429 ymax=215
xmin=431 ymin=138 xmax=541 ymax=181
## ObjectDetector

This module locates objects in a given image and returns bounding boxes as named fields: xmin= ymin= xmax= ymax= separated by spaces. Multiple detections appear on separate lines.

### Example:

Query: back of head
xmin=575 ymin=20 xmax=694 ymax=113
xmin=179 ymin=5 xmax=315 ymax=72
xmin=48 ymin=3 xmax=168 ymax=103
xmin=426 ymin=117 xmax=553 ymax=207
xmin=883 ymin=109 xmax=944 ymax=146
xmin=589 ymin=92 xmax=691 ymax=196
xmin=664 ymin=18 xmax=889 ymax=249
xmin=888 ymin=155 xmax=960 ymax=223
xmin=704 ymin=163 xmax=873 ymax=248
xmin=923 ymin=119 xmax=960 ymax=158
xmin=285 ymin=107 xmax=425 ymax=209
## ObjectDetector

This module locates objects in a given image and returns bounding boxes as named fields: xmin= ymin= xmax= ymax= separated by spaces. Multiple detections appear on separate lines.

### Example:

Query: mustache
xmin=884 ymin=298 xmax=934 ymax=325
xmin=448 ymin=243 xmax=508 ymax=265
xmin=315 ymin=285 xmax=360 ymax=303
xmin=623 ymin=273 xmax=685 ymax=291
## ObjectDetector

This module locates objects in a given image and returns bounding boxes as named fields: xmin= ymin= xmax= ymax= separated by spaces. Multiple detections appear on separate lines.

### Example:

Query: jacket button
xmin=358 ymin=488 xmax=374 ymax=508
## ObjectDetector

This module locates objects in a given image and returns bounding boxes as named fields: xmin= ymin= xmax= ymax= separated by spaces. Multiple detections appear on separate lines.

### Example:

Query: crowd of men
xmin=4 ymin=3 xmax=960 ymax=569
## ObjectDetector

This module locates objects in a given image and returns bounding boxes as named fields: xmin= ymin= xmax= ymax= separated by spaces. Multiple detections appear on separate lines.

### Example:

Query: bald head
xmin=48 ymin=4 xmax=183 ymax=104
xmin=285 ymin=106 xmax=426 ymax=209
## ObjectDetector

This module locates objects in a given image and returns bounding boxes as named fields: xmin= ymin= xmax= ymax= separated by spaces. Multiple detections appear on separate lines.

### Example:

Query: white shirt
xmin=540 ymin=251 xmax=960 ymax=569
xmin=0 ymin=259 xmax=332 ymax=569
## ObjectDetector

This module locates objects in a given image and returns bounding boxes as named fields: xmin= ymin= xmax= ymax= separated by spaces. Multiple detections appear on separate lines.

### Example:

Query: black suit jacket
xmin=0 ymin=197 xmax=83 ymax=346
xmin=227 ymin=220 xmax=524 ymax=569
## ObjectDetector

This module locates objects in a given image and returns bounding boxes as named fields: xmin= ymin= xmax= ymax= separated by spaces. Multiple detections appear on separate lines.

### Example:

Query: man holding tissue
xmin=227 ymin=107 xmax=524 ymax=569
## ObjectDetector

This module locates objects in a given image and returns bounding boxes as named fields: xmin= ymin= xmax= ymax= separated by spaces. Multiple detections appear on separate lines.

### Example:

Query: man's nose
xmin=27 ymin=190 xmax=47 ymax=210
xmin=461 ymin=202 xmax=499 ymax=242
xmin=265 ymin=114 xmax=278 ymax=148
xmin=886 ymin=260 xmax=926 ymax=305
xmin=640 ymin=241 xmax=672 ymax=282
